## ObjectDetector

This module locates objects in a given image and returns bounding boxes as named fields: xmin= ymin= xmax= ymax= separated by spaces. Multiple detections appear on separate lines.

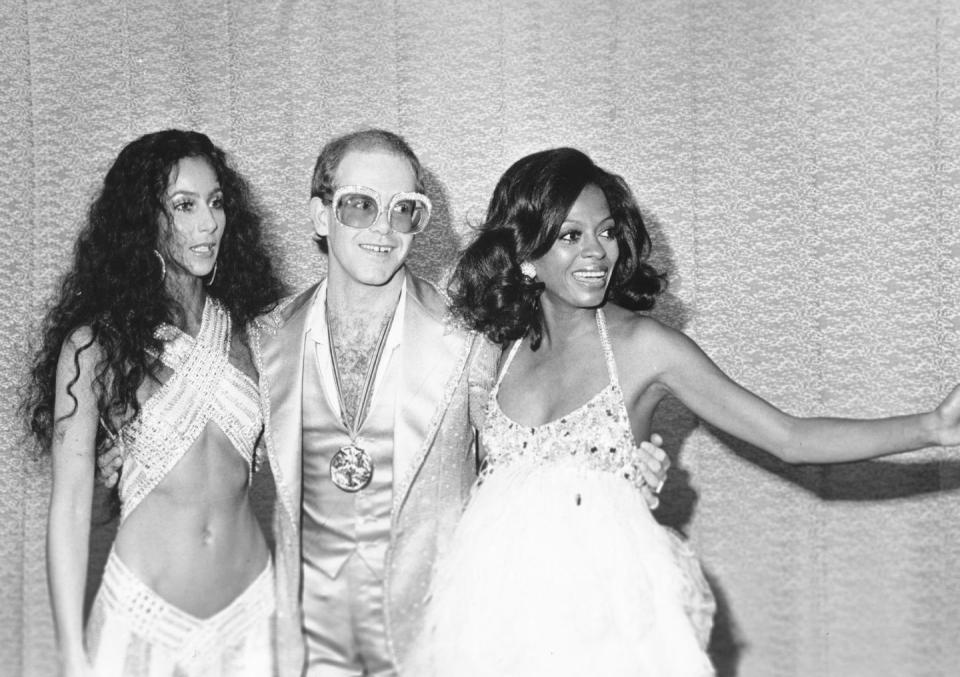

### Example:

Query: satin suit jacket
xmin=252 ymin=271 xmax=495 ymax=676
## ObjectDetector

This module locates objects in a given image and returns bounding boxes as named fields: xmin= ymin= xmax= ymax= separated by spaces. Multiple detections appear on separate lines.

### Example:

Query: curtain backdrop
xmin=2 ymin=1 xmax=958 ymax=675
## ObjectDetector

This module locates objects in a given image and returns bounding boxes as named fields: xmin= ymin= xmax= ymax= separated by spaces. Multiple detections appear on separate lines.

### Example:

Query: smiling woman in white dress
xmin=410 ymin=147 xmax=960 ymax=677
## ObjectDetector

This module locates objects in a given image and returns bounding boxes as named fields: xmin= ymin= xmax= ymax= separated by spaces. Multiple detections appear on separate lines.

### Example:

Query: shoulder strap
xmin=595 ymin=308 xmax=621 ymax=389
xmin=491 ymin=338 xmax=523 ymax=396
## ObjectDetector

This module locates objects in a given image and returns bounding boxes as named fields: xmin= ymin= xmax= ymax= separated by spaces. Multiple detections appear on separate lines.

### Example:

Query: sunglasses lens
xmin=335 ymin=192 xmax=378 ymax=229
xmin=390 ymin=198 xmax=430 ymax=234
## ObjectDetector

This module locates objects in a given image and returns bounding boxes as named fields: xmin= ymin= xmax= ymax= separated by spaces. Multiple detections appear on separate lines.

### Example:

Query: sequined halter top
xmin=115 ymin=297 xmax=263 ymax=523
xmin=479 ymin=308 xmax=646 ymax=487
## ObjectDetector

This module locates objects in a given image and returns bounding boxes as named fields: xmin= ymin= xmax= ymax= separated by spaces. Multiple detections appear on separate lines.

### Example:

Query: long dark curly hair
xmin=22 ymin=129 xmax=285 ymax=462
xmin=448 ymin=147 xmax=665 ymax=349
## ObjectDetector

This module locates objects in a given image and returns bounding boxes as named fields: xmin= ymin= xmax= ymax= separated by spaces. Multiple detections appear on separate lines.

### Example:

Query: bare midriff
xmin=113 ymin=423 xmax=268 ymax=619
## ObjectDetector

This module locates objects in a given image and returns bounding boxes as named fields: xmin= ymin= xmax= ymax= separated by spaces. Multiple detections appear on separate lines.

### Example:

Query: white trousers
xmin=86 ymin=549 xmax=276 ymax=677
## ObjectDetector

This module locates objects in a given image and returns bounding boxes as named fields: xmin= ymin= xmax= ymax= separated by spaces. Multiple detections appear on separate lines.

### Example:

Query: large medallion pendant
xmin=330 ymin=444 xmax=374 ymax=492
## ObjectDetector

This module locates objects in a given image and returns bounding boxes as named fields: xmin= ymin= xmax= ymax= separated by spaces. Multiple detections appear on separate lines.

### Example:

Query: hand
xmin=96 ymin=443 xmax=123 ymax=489
xmin=935 ymin=383 xmax=960 ymax=447
xmin=633 ymin=433 xmax=670 ymax=510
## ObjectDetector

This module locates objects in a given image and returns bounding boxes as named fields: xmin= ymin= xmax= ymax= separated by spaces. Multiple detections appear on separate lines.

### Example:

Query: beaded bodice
xmin=116 ymin=297 xmax=262 ymax=523
xmin=479 ymin=309 xmax=646 ymax=488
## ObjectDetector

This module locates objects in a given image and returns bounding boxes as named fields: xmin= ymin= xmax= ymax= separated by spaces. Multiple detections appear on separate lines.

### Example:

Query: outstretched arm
xmin=47 ymin=330 xmax=99 ymax=676
xmin=645 ymin=321 xmax=954 ymax=464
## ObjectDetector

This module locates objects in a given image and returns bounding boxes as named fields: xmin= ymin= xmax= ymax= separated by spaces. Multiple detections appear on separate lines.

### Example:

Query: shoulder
xmin=255 ymin=281 xmax=322 ymax=333
xmin=406 ymin=272 xmax=479 ymax=341
xmin=56 ymin=325 xmax=104 ymax=384
xmin=468 ymin=334 xmax=500 ymax=380
xmin=601 ymin=304 xmax=696 ymax=368
xmin=602 ymin=304 xmax=676 ymax=344
xmin=406 ymin=272 xmax=449 ymax=321
xmin=406 ymin=272 xmax=482 ymax=358
xmin=60 ymin=326 xmax=102 ymax=363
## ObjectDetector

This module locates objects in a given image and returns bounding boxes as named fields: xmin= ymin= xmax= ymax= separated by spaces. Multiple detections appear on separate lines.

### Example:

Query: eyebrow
xmin=561 ymin=215 xmax=614 ymax=226
xmin=167 ymin=186 xmax=222 ymax=198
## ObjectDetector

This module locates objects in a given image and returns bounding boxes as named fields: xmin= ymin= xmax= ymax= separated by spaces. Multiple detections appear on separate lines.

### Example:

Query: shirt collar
xmin=307 ymin=276 xmax=407 ymax=353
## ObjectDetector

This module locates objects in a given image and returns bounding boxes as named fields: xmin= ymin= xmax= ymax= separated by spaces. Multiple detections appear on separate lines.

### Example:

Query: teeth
xmin=191 ymin=245 xmax=213 ymax=253
xmin=360 ymin=244 xmax=392 ymax=253
xmin=573 ymin=270 xmax=606 ymax=279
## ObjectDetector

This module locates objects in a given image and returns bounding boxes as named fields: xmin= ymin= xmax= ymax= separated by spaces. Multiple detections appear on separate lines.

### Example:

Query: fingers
xmin=625 ymin=434 xmax=672 ymax=509
xmin=639 ymin=485 xmax=660 ymax=511
xmin=104 ymin=462 xmax=121 ymax=489
xmin=639 ymin=439 xmax=668 ymax=467
xmin=636 ymin=455 xmax=661 ymax=493
xmin=97 ymin=448 xmax=123 ymax=489
xmin=637 ymin=445 xmax=669 ymax=489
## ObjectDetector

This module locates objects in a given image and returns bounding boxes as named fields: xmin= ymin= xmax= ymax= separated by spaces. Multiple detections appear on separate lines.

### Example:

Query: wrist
xmin=59 ymin=644 xmax=88 ymax=669
xmin=921 ymin=409 xmax=943 ymax=447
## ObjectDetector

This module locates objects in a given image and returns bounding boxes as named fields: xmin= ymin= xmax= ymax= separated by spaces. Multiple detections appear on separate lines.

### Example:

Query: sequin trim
xmin=117 ymin=297 xmax=263 ymax=523
xmin=480 ymin=308 xmax=647 ymax=489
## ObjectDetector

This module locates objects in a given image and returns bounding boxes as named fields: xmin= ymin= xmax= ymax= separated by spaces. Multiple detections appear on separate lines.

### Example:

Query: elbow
xmin=776 ymin=445 xmax=804 ymax=465
xmin=772 ymin=419 xmax=806 ymax=465
xmin=777 ymin=435 xmax=824 ymax=466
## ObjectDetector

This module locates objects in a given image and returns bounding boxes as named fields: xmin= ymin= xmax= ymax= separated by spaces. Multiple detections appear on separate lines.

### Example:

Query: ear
xmin=309 ymin=196 xmax=329 ymax=239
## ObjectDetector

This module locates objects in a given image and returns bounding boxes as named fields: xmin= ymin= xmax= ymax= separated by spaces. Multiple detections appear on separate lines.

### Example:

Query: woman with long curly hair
xmin=23 ymin=129 xmax=285 ymax=676
xmin=411 ymin=147 xmax=960 ymax=676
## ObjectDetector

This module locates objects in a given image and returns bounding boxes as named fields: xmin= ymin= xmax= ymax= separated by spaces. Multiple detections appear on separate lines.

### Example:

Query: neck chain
xmin=324 ymin=306 xmax=395 ymax=492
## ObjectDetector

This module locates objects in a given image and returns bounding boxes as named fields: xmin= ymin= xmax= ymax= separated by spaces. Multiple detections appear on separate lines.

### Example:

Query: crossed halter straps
xmin=115 ymin=297 xmax=262 ymax=524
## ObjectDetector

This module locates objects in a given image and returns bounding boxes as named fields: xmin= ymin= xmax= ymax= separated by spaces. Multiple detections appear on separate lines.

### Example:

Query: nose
xmin=198 ymin=204 xmax=220 ymax=233
xmin=369 ymin=207 xmax=392 ymax=235
xmin=582 ymin=234 xmax=606 ymax=259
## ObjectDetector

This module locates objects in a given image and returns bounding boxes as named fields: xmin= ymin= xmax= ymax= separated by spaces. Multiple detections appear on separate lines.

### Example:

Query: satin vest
xmin=300 ymin=335 xmax=398 ymax=578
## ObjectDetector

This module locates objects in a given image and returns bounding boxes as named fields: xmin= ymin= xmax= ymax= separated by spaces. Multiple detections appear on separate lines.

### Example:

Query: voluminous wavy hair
xmin=22 ymin=129 xmax=285 ymax=465
xmin=448 ymin=147 xmax=665 ymax=348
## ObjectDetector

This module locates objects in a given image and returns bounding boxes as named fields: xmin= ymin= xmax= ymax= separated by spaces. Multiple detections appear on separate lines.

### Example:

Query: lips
xmin=359 ymin=243 xmax=394 ymax=254
xmin=190 ymin=243 xmax=217 ymax=256
xmin=572 ymin=268 xmax=609 ymax=284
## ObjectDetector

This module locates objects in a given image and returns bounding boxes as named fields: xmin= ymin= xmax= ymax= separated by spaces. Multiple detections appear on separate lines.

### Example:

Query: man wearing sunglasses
xmin=256 ymin=129 xmax=493 ymax=676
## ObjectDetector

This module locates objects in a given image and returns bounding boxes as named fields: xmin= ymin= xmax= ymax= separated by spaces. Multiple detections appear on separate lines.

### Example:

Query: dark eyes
xmin=344 ymin=196 xmax=377 ymax=212
xmin=172 ymin=194 xmax=225 ymax=212
xmin=558 ymin=225 xmax=619 ymax=243
xmin=392 ymin=200 xmax=416 ymax=215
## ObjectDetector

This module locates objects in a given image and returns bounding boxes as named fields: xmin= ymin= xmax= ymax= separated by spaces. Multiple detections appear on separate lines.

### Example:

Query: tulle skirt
xmin=86 ymin=549 xmax=276 ymax=677
xmin=408 ymin=457 xmax=716 ymax=677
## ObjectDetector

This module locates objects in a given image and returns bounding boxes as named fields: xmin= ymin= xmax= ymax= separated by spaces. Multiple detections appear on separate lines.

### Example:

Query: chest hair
xmin=327 ymin=309 xmax=393 ymax=422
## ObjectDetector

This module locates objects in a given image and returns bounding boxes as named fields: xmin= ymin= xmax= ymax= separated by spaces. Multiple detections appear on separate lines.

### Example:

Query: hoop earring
xmin=520 ymin=261 xmax=537 ymax=279
xmin=206 ymin=261 xmax=218 ymax=287
xmin=153 ymin=250 xmax=166 ymax=282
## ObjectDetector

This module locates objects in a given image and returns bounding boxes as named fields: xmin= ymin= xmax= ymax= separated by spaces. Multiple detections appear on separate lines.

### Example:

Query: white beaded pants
xmin=86 ymin=549 xmax=275 ymax=677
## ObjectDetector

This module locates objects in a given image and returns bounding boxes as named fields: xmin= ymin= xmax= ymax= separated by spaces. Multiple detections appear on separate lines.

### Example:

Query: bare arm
xmin=47 ymin=330 xmax=100 ymax=675
xmin=643 ymin=320 xmax=957 ymax=464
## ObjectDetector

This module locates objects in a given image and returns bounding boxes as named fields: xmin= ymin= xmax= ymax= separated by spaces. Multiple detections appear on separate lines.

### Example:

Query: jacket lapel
xmin=392 ymin=274 xmax=473 ymax=515
xmin=258 ymin=283 xmax=322 ymax=530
